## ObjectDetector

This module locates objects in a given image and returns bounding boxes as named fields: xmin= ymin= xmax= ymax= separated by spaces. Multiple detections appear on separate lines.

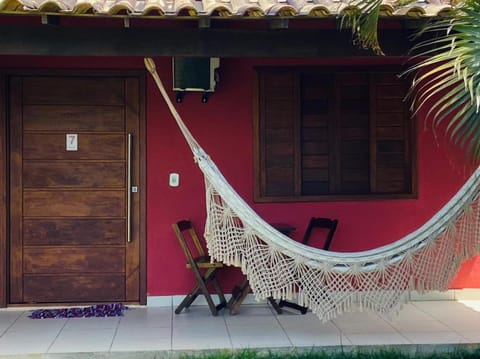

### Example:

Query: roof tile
xmin=0 ymin=0 xmax=456 ymax=17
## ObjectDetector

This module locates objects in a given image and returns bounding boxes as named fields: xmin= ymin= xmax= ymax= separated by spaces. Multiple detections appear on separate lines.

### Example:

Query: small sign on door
xmin=66 ymin=134 xmax=78 ymax=151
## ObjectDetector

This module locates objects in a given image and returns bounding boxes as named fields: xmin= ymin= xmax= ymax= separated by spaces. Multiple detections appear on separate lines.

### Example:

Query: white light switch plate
xmin=169 ymin=173 xmax=179 ymax=187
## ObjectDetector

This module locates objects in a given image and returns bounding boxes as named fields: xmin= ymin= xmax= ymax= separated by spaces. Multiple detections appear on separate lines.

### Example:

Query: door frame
xmin=0 ymin=69 xmax=147 ymax=306
xmin=0 ymin=71 xmax=6 ymax=307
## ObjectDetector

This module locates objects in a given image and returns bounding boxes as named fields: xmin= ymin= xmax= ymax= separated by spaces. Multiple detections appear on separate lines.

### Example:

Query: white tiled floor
xmin=0 ymin=300 xmax=480 ymax=357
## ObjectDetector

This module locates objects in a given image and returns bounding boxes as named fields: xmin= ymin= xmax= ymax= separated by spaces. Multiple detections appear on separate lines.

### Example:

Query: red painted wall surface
xmin=0 ymin=55 xmax=478 ymax=296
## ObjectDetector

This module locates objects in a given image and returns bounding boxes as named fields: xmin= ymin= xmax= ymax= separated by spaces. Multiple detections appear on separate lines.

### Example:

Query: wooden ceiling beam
xmin=0 ymin=25 xmax=419 ymax=57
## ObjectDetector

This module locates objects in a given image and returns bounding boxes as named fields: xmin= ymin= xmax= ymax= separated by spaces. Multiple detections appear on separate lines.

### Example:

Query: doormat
xmin=29 ymin=303 xmax=128 ymax=319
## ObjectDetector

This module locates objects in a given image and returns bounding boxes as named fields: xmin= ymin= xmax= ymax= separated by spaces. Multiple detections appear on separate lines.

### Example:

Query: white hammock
xmin=145 ymin=58 xmax=480 ymax=321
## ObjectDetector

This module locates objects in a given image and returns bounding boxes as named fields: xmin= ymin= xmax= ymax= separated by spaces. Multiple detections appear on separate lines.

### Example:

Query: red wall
xmin=0 ymin=55 xmax=478 ymax=296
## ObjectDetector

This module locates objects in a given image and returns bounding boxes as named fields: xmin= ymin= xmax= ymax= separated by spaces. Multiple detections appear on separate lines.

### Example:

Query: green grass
xmin=179 ymin=347 xmax=480 ymax=359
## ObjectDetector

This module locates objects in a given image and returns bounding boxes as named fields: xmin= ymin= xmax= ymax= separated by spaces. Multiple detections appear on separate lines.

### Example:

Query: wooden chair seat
xmin=173 ymin=219 xmax=227 ymax=316
xmin=186 ymin=256 xmax=224 ymax=269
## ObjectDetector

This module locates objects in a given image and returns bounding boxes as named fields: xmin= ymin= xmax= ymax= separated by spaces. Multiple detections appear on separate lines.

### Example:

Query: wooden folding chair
xmin=228 ymin=279 xmax=283 ymax=315
xmin=278 ymin=217 xmax=338 ymax=314
xmin=227 ymin=223 xmax=294 ymax=315
xmin=173 ymin=219 xmax=227 ymax=316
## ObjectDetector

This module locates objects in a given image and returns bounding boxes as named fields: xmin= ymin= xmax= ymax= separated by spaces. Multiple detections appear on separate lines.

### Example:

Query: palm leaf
xmin=344 ymin=0 xmax=480 ymax=161
xmin=342 ymin=0 xmax=420 ymax=55
xmin=342 ymin=0 xmax=384 ymax=55
xmin=406 ymin=0 xmax=480 ymax=161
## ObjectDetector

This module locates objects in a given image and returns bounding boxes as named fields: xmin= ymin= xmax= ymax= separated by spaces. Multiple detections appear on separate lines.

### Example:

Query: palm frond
xmin=342 ymin=0 xmax=480 ymax=160
xmin=342 ymin=0 xmax=422 ymax=55
xmin=405 ymin=0 xmax=480 ymax=161
xmin=341 ymin=0 xmax=383 ymax=55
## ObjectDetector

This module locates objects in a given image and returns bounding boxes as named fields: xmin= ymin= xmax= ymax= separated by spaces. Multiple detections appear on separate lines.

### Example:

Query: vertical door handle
xmin=127 ymin=133 xmax=133 ymax=243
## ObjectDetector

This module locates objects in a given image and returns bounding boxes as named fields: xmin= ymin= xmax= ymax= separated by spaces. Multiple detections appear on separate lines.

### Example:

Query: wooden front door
xmin=9 ymin=73 xmax=144 ymax=304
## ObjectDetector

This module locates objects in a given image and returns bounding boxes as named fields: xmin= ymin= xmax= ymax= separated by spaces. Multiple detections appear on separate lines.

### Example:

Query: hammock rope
xmin=145 ymin=58 xmax=480 ymax=321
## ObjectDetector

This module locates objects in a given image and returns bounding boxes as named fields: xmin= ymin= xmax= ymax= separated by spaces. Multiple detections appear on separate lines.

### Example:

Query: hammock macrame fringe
xmin=202 ymin=173 xmax=480 ymax=321
xmin=145 ymin=58 xmax=480 ymax=322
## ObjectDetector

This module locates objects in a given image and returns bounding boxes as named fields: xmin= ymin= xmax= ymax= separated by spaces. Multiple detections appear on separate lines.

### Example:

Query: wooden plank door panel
xmin=23 ymin=219 xmax=126 ymax=246
xmin=24 ymin=247 xmax=125 ymax=273
xmin=21 ymin=77 xmax=125 ymax=105
xmin=23 ymin=133 xmax=126 ymax=160
xmin=23 ymin=105 xmax=125 ymax=132
xmin=9 ymin=73 xmax=142 ymax=304
xmin=23 ymin=162 xmax=125 ymax=188
xmin=23 ymin=190 xmax=125 ymax=217
xmin=23 ymin=275 xmax=126 ymax=303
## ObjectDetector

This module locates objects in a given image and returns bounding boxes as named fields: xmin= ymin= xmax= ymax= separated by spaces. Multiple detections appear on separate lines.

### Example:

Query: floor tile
xmin=0 ymin=311 xmax=23 ymax=333
xmin=383 ymin=304 xmax=435 ymax=321
xmin=402 ymin=331 xmax=469 ymax=344
xmin=62 ymin=316 xmax=121 ymax=330
xmin=48 ymin=328 xmax=116 ymax=353
xmin=289 ymin=333 xmax=345 ymax=347
xmin=457 ymin=330 xmax=480 ymax=343
xmin=438 ymin=318 xmax=480 ymax=331
xmin=227 ymin=303 xmax=275 ymax=316
xmin=172 ymin=323 xmax=231 ymax=350
xmin=228 ymin=323 xmax=292 ymax=349
xmin=430 ymin=307 xmax=480 ymax=320
xmin=413 ymin=301 xmax=473 ymax=314
xmin=119 ymin=307 xmax=172 ymax=328
xmin=225 ymin=304 xmax=279 ymax=326
xmin=0 ymin=328 xmax=60 ymax=354
xmin=0 ymin=339 xmax=52 ymax=354
xmin=283 ymin=322 xmax=345 ymax=347
xmin=10 ymin=312 xmax=68 ymax=331
xmin=345 ymin=332 xmax=411 ymax=345
xmin=0 ymin=300 xmax=479 ymax=355
xmin=333 ymin=316 xmax=396 ymax=334
xmin=173 ymin=306 xmax=227 ymax=328
xmin=390 ymin=319 xmax=452 ymax=332
xmin=458 ymin=300 xmax=480 ymax=312
xmin=275 ymin=311 xmax=328 ymax=326
xmin=111 ymin=326 xmax=172 ymax=351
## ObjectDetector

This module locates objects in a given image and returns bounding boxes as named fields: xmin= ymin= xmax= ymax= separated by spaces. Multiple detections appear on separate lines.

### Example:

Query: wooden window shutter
xmin=336 ymin=73 xmax=371 ymax=194
xmin=370 ymin=72 xmax=412 ymax=194
xmin=300 ymin=72 xmax=334 ymax=195
xmin=258 ymin=71 xmax=300 ymax=197
xmin=255 ymin=67 xmax=416 ymax=202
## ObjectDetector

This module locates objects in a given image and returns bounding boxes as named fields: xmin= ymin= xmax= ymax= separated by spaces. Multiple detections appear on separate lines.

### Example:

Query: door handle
xmin=127 ymin=133 xmax=133 ymax=243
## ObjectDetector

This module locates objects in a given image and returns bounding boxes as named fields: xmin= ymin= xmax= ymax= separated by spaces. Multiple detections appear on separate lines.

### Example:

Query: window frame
xmin=253 ymin=66 xmax=418 ymax=203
